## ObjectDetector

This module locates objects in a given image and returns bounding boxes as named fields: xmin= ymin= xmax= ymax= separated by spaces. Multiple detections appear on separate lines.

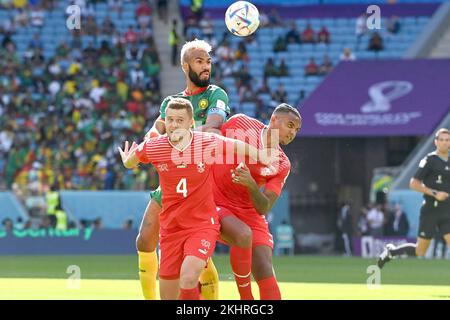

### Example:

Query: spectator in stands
xmin=384 ymin=203 xmax=409 ymax=236
xmin=1 ymin=218 xmax=13 ymax=232
xmin=337 ymin=202 xmax=353 ymax=256
xmin=340 ymin=47 xmax=356 ymax=61
xmin=264 ymin=58 xmax=278 ymax=79
xmin=238 ymin=84 xmax=256 ymax=103
xmin=256 ymin=78 xmax=272 ymax=95
xmin=169 ymin=19 xmax=180 ymax=66
xmin=14 ymin=8 xmax=28 ymax=27
xmin=273 ymin=35 xmax=287 ymax=52
xmin=305 ymin=57 xmax=319 ymax=76
xmin=200 ymin=13 xmax=214 ymax=39
xmin=387 ymin=15 xmax=401 ymax=35
xmin=15 ymin=217 xmax=25 ymax=230
xmin=123 ymin=218 xmax=133 ymax=230
xmin=216 ymin=39 xmax=233 ymax=62
xmin=296 ymin=89 xmax=306 ymax=106
xmin=285 ymin=22 xmax=301 ymax=44
xmin=108 ymin=0 xmax=123 ymax=18
xmin=271 ymin=84 xmax=288 ymax=105
xmin=278 ymin=58 xmax=289 ymax=77
xmin=235 ymin=64 xmax=252 ymax=87
xmin=368 ymin=32 xmax=384 ymax=52
xmin=268 ymin=8 xmax=283 ymax=27
xmin=101 ymin=16 xmax=116 ymax=35
xmin=319 ymin=54 xmax=333 ymax=75
xmin=125 ymin=25 xmax=138 ymax=44
xmin=317 ymin=26 xmax=330 ymax=44
xmin=301 ymin=23 xmax=315 ymax=44
xmin=357 ymin=206 xmax=370 ymax=236
xmin=93 ymin=217 xmax=102 ymax=229
xmin=258 ymin=10 xmax=269 ymax=28
xmin=355 ymin=13 xmax=368 ymax=49
xmin=136 ymin=0 xmax=152 ymax=29
xmin=30 ymin=5 xmax=45 ymax=28
xmin=157 ymin=0 xmax=168 ymax=24
xmin=85 ymin=15 xmax=98 ymax=37
xmin=234 ymin=40 xmax=248 ymax=62
xmin=191 ymin=0 xmax=204 ymax=20
xmin=367 ymin=203 xmax=384 ymax=236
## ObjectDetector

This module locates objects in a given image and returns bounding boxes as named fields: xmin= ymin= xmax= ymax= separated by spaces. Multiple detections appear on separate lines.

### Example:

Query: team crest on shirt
xmin=436 ymin=175 xmax=443 ymax=184
xmin=199 ymin=98 xmax=209 ymax=110
xmin=445 ymin=166 xmax=449 ymax=171
xmin=157 ymin=163 xmax=168 ymax=172
xmin=197 ymin=161 xmax=205 ymax=173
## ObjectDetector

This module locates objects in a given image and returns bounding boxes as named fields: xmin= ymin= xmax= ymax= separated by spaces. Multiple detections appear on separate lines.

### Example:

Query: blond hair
xmin=180 ymin=39 xmax=212 ymax=65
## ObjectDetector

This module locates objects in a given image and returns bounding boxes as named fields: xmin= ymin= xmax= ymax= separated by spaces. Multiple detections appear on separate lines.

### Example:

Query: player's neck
xmin=185 ymin=82 xmax=207 ymax=96
xmin=436 ymin=149 xmax=448 ymax=161
xmin=262 ymin=127 xmax=279 ymax=149
xmin=169 ymin=131 xmax=193 ymax=150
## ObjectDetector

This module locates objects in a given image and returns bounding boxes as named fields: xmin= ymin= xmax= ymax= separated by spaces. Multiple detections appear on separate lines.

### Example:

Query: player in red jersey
xmin=214 ymin=103 xmax=301 ymax=300
xmin=118 ymin=98 xmax=276 ymax=300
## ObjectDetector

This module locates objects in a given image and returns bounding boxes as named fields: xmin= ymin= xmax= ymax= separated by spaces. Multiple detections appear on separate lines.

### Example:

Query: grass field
xmin=0 ymin=255 xmax=449 ymax=299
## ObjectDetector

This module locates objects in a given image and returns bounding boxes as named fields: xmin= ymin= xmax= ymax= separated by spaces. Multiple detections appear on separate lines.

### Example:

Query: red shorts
xmin=216 ymin=205 xmax=274 ymax=249
xmin=158 ymin=227 xmax=219 ymax=280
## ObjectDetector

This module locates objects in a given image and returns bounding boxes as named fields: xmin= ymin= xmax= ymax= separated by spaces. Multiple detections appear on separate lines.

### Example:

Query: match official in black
xmin=378 ymin=128 xmax=450 ymax=268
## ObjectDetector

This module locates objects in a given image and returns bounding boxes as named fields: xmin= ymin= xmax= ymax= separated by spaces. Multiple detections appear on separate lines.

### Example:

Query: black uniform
xmin=413 ymin=152 xmax=450 ymax=239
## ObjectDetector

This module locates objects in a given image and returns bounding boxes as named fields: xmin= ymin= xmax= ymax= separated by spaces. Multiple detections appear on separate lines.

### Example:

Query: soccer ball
xmin=225 ymin=1 xmax=260 ymax=37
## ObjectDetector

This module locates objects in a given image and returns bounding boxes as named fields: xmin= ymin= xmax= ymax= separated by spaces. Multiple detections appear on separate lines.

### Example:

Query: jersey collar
xmin=184 ymin=86 xmax=208 ymax=96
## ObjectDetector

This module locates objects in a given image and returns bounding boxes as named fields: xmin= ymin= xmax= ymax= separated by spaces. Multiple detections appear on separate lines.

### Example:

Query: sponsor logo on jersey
xmin=177 ymin=162 xmax=187 ymax=169
xmin=260 ymin=166 xmax=276 ymax=177
xmin=445 ymin=166 xmax=449 ymax=171
xmin=199 ymin=98 xmax=209 ymax=110
xmin=436 ymin=175 xmax=443 ymax=184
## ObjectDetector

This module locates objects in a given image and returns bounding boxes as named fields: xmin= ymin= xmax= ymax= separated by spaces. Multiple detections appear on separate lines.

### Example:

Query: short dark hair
xmin=273 ymin=103 xmax=302 ymax=122
xmin=166 ymin=98 xmax=194 ymax=119
xmin=435 ymin=128 xmax=450 ymax=139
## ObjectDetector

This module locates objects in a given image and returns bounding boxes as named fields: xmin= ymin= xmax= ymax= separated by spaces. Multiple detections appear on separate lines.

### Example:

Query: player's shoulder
xmin=161 ymin=92 xmax=186 ymax=104
xmin=418 ymin=152 xmax=437 ymax=167
xmin=208 ymin=84 xmax=228 ymax=96
xmin=226 ymin=113 xmax=263 ymax=128
xmin=278 ymin=148 xmax=291 ymax=171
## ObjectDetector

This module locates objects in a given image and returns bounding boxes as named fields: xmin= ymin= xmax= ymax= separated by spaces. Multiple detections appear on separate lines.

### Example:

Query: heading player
xmin=214 ymin=104 xmax=301 ymax=299
xmin=120 ymin=98 xmax=276 ymax=299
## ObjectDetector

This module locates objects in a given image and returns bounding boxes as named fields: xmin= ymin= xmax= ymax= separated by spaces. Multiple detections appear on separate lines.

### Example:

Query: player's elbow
xmin=409 ymin=178 xmax=418 ymax=190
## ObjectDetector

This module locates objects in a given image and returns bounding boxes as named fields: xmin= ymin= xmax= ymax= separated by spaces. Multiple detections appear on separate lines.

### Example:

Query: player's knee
xmin=235 ymin=226 xmax=252 ymax=248
xmin=136 ymin=233 xmax=157 ymax=252
xmin=179 ymin=271 xmax=200 ymax=289
xmin=252 ymin=259 xmax=273 ymax=280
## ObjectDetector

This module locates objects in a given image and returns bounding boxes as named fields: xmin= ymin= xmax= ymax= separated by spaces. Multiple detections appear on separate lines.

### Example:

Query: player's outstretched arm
xmin=227 ymin=138 xmax=278 ymax=166
xmin=118 ymin=141 xmax=140 ymax=169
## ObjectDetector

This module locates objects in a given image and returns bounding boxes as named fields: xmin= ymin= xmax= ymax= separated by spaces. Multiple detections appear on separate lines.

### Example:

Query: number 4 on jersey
xmin=176 ymin=178 xmax=188 ymax=198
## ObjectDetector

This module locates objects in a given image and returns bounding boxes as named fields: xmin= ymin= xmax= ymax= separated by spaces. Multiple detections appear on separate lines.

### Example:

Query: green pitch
xmin=0 ymin=255 xmax=449 ymax=299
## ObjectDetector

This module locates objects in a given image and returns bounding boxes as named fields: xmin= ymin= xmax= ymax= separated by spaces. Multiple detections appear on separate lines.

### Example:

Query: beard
xmin=188 ymin=65 xmax=210 ymax=88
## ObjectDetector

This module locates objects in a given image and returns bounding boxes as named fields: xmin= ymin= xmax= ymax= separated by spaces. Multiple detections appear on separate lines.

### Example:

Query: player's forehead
xmin=279 ymin=112 xmax=301 ymax=127
xmin=166 ymin=107 xmax=189 ymax=118
xmin=436 ymin=132 xmax=450 ymax=140
xmin=187 ymin=48 xmax=211 ymax=62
